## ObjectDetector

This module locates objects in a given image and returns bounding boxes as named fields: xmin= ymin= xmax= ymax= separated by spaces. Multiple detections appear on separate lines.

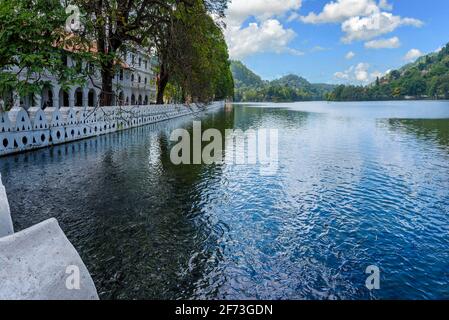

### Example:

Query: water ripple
xmin=1 ymin=102 xmax=449 ymax=299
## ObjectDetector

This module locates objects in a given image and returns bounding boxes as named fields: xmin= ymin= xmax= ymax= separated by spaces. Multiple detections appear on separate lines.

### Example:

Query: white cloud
xmin=345 ymin=51 xmax=355 ymax=59
xmin=379 ymin=0 xmax=393 ymax=10
xmin=404 ymin=49 xmax=424 ymax=62
xmin=334 ymin=71 xmax=350 ymax=80
xmin=224 ymin=0 xmax=303 ymax=59
xmin=299 ymin=0 xmax=422 ymax=45
xmin=226 ymin=19 xmax=301 ymax=59
xmin=334 ymin=62 xmax=385 ymax=83
xmin=300 ymin=0 xmax=381 ymax=24
xmin=311 ymin=46 xmax=328 ymax=52
xmin=364 ymin=36 xmax=401 ymax=49
xmin=227 ymin=0 xmax=302 ymax=26
xmin=355 ymin=62 xmax=370 ymax=81
xmin=287 ymin=12 xmax=300 ymax=23
xmin=341 ymin=12 xmax=423 ymax=43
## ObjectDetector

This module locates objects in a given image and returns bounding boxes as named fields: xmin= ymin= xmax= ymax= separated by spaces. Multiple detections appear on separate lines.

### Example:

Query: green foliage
xmin=0 ymin=0 xmax=93 ymax=102
xmin=328 ymin=43 xmax=449 ymax=101
xmin=1 ymin=0 xmax=232 ymax=106
xmin=231 ymin=61 xmax=336 ymax=102
xmin=231 ymin=60 xmax=264 ymax=89
xmin=163 ymin=1 xmax=234 ymax=103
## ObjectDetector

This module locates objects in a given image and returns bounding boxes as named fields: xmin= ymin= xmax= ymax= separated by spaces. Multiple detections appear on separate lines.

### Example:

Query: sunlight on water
xmin=1 ymin=101 xmax=449 ymax=299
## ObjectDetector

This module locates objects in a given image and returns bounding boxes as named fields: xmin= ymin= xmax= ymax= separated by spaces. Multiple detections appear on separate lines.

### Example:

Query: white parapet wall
xmin=0 ymin=101 xmax=224 ymax=157
xmin=1 ymin=175 xmax=98 ymax=300
xmin=0 ymin=101 xmax=224 ymax=299
xmin=0 ymin=218 xmax=99 ymax=300
xmin=0 ymin=173 xmax=13 ymax=238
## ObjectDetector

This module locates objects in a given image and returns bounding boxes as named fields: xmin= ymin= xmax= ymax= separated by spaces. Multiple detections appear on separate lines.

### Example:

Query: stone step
xmin=0 ymin=218 xmax=98 ymax=300
xmin=0 ymin=173 xmax=13 ymax=238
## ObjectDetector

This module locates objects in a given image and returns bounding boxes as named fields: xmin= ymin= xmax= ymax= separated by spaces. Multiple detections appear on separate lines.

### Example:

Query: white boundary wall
xmin=0 ymin=101 xmax=224 ymax=157
xmin=0 ymin=218 xmax=99 ymax=300
xmin=1 ymin=175 xmax=98 ymax=300
xmin=0 ymin=173 xmax=13 ymax=238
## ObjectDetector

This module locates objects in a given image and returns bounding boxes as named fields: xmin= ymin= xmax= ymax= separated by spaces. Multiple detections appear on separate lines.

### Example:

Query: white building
xmin=116 ymin=47 xmax=158 ymax=106
xmin=1 ymin=46 xmax=158 ymax=110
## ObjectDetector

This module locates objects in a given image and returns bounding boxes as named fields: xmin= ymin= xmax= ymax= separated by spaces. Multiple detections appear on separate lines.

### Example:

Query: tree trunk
xmin=101 ymin=59 xmax=115 ymax=106
xmin=95 ymin=0 xmax=121 ymax=107
xmin=157 ymin=61 xmax=169 ymax=104
xmin=181 ymin=87 xmax=186 ymax=104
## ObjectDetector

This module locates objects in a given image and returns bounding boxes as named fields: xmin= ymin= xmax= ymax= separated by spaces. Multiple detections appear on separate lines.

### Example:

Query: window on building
xmin=144 ymin=78 xmax=147 ymax=84
xmin=131 ymin=54 xmax=135 ymax=65
xmin=138 ymin=58 xmax=142 ymax=67
xmin=120 ymin=69 xmax=123 ymax=81
xmin=138 ymin=76 xmax=141 ymax=83
xmin=131 ymin=74 xmax=134 ymax=82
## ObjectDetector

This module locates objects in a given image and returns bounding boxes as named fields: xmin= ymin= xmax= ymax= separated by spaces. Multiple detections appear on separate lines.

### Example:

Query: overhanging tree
xmin=73 ymin=0 xmax=229 ymax=106
xmin=153 ymin=0 xmax=232 ymax=103
xmin=0 ymin=0 xmax=91 ymax=109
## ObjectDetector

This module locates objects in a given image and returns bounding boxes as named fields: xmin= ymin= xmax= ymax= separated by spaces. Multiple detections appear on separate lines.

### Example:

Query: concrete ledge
xmin=0 ymin=101 xmax=224 ymax=156
xmin=0 ymin=173 xmax=13 ymax=237
xmin=0 ymin=218 xmax=99 ymax=300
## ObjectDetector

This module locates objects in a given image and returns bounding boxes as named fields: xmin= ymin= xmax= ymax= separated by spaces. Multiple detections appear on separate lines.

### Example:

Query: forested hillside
xmin=231 ymin=61 xmax=336 ymax=102
xmin=328 ymin=43 xmax=449 ymax=101
xmin=231 ymin=60 xmax=265 ymax=89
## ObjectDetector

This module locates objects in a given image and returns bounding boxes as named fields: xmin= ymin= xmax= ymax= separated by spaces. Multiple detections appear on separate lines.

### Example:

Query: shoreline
xmin=0 ymin=101 xmax=224 ymax=157
xmin=232 ymin=99 xmax=449 ymax=104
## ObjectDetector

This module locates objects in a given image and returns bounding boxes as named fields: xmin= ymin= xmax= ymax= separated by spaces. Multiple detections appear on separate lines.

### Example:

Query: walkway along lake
xmin=1 ymin=101 xmax=449 ymax=299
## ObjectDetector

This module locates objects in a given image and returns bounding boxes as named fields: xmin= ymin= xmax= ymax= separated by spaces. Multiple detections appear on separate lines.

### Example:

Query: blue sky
xmin=223 ymin=0 xmax=449 ymax=84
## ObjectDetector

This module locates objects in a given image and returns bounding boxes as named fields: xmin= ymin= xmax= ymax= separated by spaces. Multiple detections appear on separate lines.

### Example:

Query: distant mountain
xmin=328 ymin=43 xmax=449 ymax=101
xmin=230 ymin=60 xmax=336 ymax=102
xmin=230 ymin=60 xmax=265 ymax=89
xmin=271 ymin=75 xmax=337 ymax=98
xmin=270 ymin=74 xmax=311 ymax=89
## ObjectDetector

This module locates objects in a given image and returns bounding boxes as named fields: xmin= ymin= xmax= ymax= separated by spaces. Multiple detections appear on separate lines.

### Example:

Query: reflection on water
xmin=385 ymin=118 xmax=449 ymax=150
xmin=1 ymin=101 xmax=449 ymax=300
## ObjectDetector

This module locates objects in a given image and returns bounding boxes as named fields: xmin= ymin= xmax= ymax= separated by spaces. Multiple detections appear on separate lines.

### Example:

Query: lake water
xmin=1 ymin=101 xmax=449 ymax=300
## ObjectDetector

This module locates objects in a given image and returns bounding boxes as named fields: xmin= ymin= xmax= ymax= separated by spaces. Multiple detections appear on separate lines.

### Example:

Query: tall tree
xmin=153 ymin=0 xmax=232 ymax=103
xmin=73 ymin=0 xmax=228 ymax=106
xmin=0 ymin=0 xmax=90 ymax=108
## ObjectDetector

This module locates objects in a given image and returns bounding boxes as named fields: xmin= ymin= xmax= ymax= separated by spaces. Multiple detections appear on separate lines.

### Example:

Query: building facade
xmin=1 ymin=47 xmax=158 ymax=110
xmin=115 ymin=48 xmax=158 ymax=107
